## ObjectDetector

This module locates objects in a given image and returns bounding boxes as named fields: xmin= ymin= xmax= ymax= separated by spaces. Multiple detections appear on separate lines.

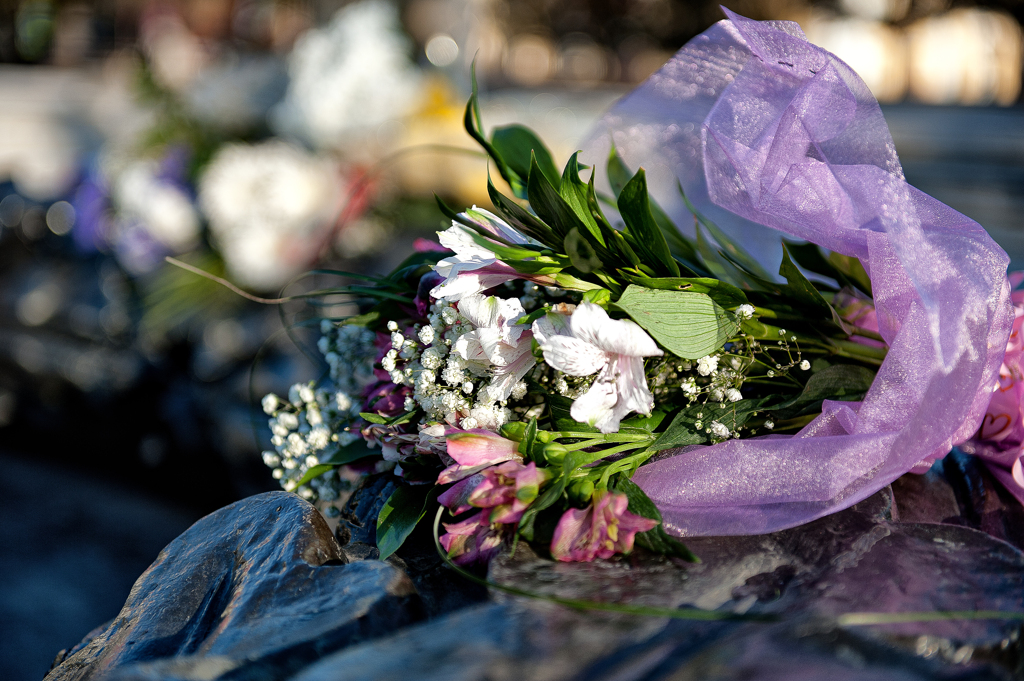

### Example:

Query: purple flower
xmin=550 ymin=490 xmax=657 ymax=562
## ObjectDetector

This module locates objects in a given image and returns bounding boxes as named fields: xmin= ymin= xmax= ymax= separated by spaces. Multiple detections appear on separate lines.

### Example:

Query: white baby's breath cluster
xmin=261 ymin=381 xmax=362 ymax=512
xmin=382 ymin=297 xmax=527 ymax=431
xmin=318 ymin=320 xmax=377 ymax=394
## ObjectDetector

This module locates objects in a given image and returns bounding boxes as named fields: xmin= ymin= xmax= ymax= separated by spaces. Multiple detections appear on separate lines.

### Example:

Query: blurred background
xmin=0 ymin=0 xmax=1022 ymax=678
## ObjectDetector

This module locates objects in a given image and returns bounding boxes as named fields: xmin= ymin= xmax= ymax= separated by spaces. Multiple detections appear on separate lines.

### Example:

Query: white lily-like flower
xmin=454 ymin=294 xmax=536 ymax=402
xmin=431 ymin=207 xmax=541 ymax=301
xmin=533 ymin=302 xmax=663 ymax=433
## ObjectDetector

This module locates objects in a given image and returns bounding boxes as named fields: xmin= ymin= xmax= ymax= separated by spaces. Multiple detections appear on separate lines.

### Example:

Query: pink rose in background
xmin=550 ymin=490 xmax=657 ymax=562
xmin=963 ymin=272 xmax=1024 ymax=505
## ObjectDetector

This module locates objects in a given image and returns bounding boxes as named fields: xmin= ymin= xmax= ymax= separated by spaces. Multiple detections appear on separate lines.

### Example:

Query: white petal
xmin=531 ymin=311 xmax=572 ymax=345
xmin=540 ymin=335 xmax=608 ymax=376
xmin=437 ymin=224 xmax=494 ymax=259
xmin=454 ymin=330 xmax=488 ymax=363
xmin=463 ymin=207 xmax=534 ymax=244
xmin=571 ymin=302 xmax=662 ymax=358
xmin=484 ymin=346 xmax=537 ymax=402
xmin=612 ymin=355 xmax=655 ymax=416
xmin=431 ymin=273 xmax=489 ymax=301
xmin=570 ymin=379 xmax=618 ymax=432
xmin=457 ymin=294 xmax=497 ymax=328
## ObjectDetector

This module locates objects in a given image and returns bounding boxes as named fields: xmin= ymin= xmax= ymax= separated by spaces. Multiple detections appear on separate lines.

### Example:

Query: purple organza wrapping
xmin=581 ymin=10 xmax=1013 ymax=536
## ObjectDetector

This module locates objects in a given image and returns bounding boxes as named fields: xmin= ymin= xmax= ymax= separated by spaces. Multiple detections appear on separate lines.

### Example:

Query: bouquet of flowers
xmin=260 ymin=10 xmax=1013 ymax=565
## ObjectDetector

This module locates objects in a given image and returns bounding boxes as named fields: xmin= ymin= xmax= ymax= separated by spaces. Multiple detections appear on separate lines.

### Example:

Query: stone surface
xmin=45 ymin=492 xmax=423 ymax=681
xmin=46 ymin=456 xmax=1024 ymax=681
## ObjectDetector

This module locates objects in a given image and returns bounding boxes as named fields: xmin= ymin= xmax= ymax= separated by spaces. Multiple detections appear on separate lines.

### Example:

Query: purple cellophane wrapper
xmin=581 ymin=10 xmax=1013 ymax=536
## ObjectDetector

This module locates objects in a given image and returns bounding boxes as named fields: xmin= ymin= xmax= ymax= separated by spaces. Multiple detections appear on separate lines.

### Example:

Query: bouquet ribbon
xmin=584 ymin=9 xmax=1014 ymax=535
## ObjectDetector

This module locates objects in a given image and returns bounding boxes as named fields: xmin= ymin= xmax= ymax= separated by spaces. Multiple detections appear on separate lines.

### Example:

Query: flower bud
xmin=568 ymin=479 xmax=594 ymax=504
xmin=499 ymin=421 xmax=528 ymax=441
xmin=541 ymin=442 xmax=568 ymax=464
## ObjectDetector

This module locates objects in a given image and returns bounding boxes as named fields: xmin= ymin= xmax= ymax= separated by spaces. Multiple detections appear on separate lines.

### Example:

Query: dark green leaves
xmin=618 ymin=169 xmax=679 ymax=277
xmin=615 ymin=285 xmax=738 ymax=359
xmin=377 ymin=484 xmax=440 ymax=560
xmin=770 ymin=364 xmax=876 ymax=418
xmin=491 ymin=125 xmax=560 ymax=194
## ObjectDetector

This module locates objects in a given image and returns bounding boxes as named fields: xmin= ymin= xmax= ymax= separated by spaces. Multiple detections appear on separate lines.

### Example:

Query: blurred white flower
xmin=113 ymin=160 xmax=201 ymax=252
xmin=272 ymin=0 xmax=423 ymax=149
xmin=199 ymin=141 xmax=340 ymax=291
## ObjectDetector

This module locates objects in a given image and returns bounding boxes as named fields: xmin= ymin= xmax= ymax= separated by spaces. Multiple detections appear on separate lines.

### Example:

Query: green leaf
xmin=560 ymin=152 xmax=605 ymax=246
xmin=319 ymin=440 xmax=376 ymax=466
xmin=607 ymin=143 xmax=633 ymax=198
xmin=679 ymin=184 xmax=773 ymax=281
xmin=528 ymin=152 xmax=589 ymax=242
xmin=650 ymin=418 xmax=705 ymax=451
xmin=614 ymin=285 xmax=738 ymax=360
xmin=564 ymin=227 xmax=603 ymax=273
xmin=781 ymin=239 xmax=844 ymax=291
xmin=582 ymin=288 xmax=611 ymax=307
xmin=620 ymin=273 xmax=748 ymax=309
xmin=619 ymin=410 xmax=667 ymax=432
xmin=607 ymin=146 xmax=702 ymax=269
xmin=655 ymin=398 xmax=773 ymax=449
xmin=617 ymin=169 xmax=679 ymax=277
xmin=464 ymin=96 xmax=516 ymax=194
xmin=492 ymin=124 xmax=560 ymax=195
xmin=295 ymin=464 xmax=334 ymax=487
xmin=519 ymin=417 xmax=539 ymax=459
xmin=828 ymin=252 xmax=873 ymax=297
xmin=360 ymin=412 xmax=389 ymax=424
xmin=377 ymin=485 xmax=439 ymax=560
xmin=612 ymin=477 xmax=698 ymax=562
xmin=778 ymin=243 xmax=835 ymax=318
xmin=770 ymin=364 xmax=876 ymax=418
xmin=487 ymin=176 xmax=558 ymax=246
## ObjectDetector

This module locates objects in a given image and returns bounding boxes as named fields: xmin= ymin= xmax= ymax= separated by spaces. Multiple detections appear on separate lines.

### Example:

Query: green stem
xmin=598 ymin=448 xmax=656 ymax=488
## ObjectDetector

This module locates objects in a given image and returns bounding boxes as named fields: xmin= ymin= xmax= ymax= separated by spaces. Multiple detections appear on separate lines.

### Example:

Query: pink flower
xmin=439 ymin=510 xmax=506 ymax=565
xmin=469 ymin=461 xmax=549 ymax=523
xmin=550 ymin=490 xmax=658 ymax=562
xmin=963 ymin=272 xmax=1024 ymax=505
xmin=436 ymin=428 xmax=522 ymax=484
xmin=834 ymin=287 xmax=884 ymax=348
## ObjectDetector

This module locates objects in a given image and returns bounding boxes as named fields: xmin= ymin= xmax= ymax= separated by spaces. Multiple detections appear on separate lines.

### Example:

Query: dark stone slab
xmin=334 ymin=473 xmax=489 ymax=619
xmin=45 ymin=492 xmax=423 ymax=681
xmin=286 ymin=488 xmax=1023 ymax=680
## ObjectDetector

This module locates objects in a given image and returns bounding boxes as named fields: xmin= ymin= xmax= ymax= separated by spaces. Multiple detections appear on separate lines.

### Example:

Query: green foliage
xmin=614 ymin=285 xmax=738 ymax=360
xmin=377 ymin=485 xmax=441 ymax=560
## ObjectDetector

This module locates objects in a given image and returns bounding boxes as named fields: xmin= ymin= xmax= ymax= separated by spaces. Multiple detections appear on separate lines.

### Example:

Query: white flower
xmin=418 ymin=325 xmax=435 ymax=345
xmin=696 ymin=355 xmax=719 ymax=376
xmin=272 ymin=0 xmax=423 ymax=148
xmin=454 ymin=294 xmax=537 ymax=402
xmin=114 ymin=160 xmax=201 ymax=253
xmin=307 ymin=426 xmax=331 ymax=450
xmin=277 ymin=412 xmax=299 ymax=431
xmin=800 ymin=360 xmax=811 ymax=371
xmin=710 ymin=421 xmax=730 ymax=438
xmin=765 ymin=420 xmax=775 ymax=430
xmin=431 ymin=208 xmax=537 ymax=301
xmin=262 ymin=394 xmax=280 ymax=415
xmin=681 ymin=377 xmax=698 ymax=395
xmin=725 ymin=388 xmax=743 ymax=402
xmin=199 ymin=141 xmax=339 ymax=291
xmin=533 ymin=303 xmax=663 ymax=433
xmin=735 ymin=304 xmax=755 ymax=319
